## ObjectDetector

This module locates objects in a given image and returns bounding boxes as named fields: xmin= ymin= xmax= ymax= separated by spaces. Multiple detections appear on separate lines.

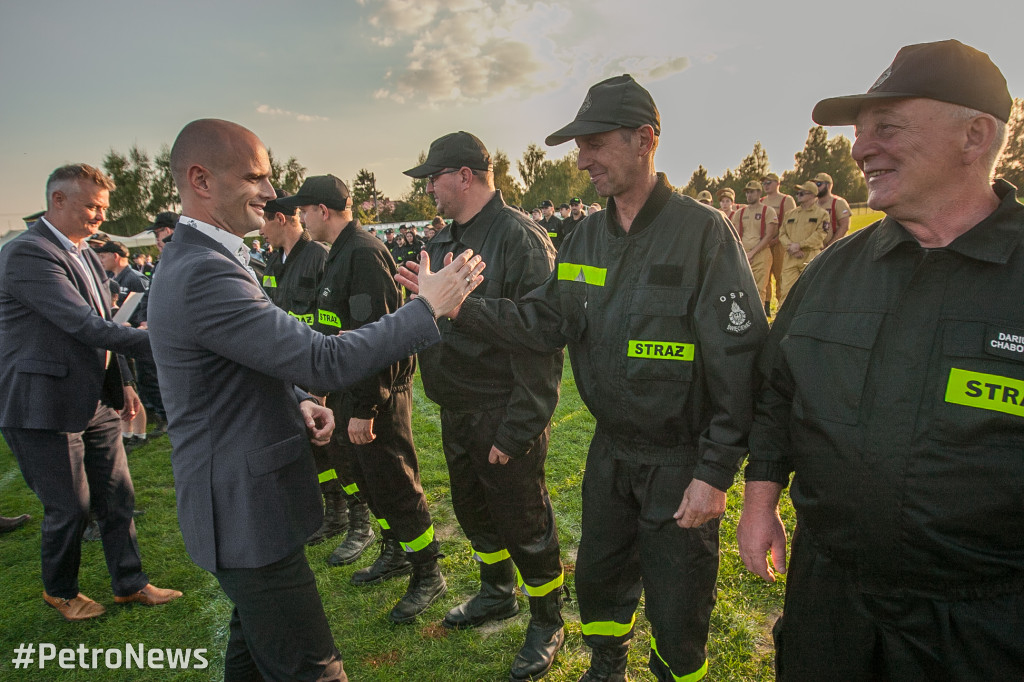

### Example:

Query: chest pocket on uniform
xmin=625 ymin=286 xmax=694 ymax=382
xmin=931 ymin=320 xmax=1024 ymax=446
xmin=782 ymin=311 xmax=884 ymax=425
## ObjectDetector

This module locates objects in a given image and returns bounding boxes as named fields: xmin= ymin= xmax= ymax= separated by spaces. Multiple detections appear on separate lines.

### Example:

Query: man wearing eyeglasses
xmin=403 ymin=132 xmax=566 ymax=682
xmin=776 ymin=181 xmax=831 ymax=308
xmin=813 ymin=172 xmax=852 ymax=244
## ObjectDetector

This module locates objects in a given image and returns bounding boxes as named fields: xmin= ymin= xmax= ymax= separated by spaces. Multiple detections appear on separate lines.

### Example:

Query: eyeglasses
xmin=814 ymin=181 xmax=826 ymax=186
xmin=426 ymin=168 xmax=460 ymax=185
xmin=796 ymin=191 xmax=813 ymax=196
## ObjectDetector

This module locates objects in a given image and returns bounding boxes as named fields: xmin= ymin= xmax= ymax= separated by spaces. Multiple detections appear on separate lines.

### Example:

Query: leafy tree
xmin=995 ymin=97 xmax=1024 ymax=190
xmin=493 ymin=149 xmax=523 ymax=206
xmin=147 ymin=145 xmax=179 ymax=215
xmin=517 ymin=144 xmax=546 ymax=189
xmin=267 ymin=150 xmax=307 ymax=194
xmin=103 ymin=145 xmax=154 ymax=236
xmin=735 ymin=142 xmax=770 ymax=187
xmin=782 ymin=126 xmax=866 ymax=201
xmin=682 ymin=165 xmax=711 ymax=197
xmin=521 ymin=149 xmax=598 ymax=210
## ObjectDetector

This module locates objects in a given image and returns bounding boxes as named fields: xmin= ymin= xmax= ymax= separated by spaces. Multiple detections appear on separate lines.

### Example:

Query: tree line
xmin=98 ymin=97 xmax=1024 ymax=236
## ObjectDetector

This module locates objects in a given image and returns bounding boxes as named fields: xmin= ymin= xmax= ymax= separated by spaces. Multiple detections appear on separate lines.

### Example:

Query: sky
xmin=2 ymin=0 xmax=1022 ymax=231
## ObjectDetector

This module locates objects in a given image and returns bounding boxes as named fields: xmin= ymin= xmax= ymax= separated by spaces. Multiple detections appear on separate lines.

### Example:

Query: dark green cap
xmin=545 ymin=74 xmax=661 ymax=146
xmin=403 ymin=131 xmax=492 ymax=178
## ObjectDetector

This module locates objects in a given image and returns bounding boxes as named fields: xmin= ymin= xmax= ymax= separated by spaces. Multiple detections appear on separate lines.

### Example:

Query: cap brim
xmin=544 ymin=120 xmax=622 ymax=146
xmin=273 ymin=194 xmax=313 ymax=209
xmin=812 ymin=92 xmax=918 ymax=125
xmin=402 ymin=163 xmax=446 ymax=179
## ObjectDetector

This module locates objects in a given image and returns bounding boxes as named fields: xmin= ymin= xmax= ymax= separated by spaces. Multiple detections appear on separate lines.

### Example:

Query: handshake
xmin=396 ymin=250 xmax=485 ymax=320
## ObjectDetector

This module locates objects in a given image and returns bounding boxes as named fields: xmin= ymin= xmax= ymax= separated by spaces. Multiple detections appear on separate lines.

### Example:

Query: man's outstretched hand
xmin=397 ymin=250 xmax=485 ymax=319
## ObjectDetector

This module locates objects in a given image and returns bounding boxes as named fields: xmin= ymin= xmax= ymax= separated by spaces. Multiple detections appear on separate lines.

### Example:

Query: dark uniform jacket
xmin=747 ymin=180 xmax=1024 ymax=600
xmin=313 ymin=220 xmax=413 ymax=421
xmin=260 ymin=230 xmax=328 ymax=326
xmin=539 ymin=215 xmax=562 ymax=245
xmin=555 ymin=213 xmax=586 ymax=250
xmin=421 ymin=190 xmax=562 ymax=457
xmin=458 ymin=174 xmax=768 ymax=489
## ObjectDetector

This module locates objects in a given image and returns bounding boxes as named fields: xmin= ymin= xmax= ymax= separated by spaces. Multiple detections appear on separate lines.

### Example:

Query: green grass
xmin=0 ymin=363 xmax=795 ymax=681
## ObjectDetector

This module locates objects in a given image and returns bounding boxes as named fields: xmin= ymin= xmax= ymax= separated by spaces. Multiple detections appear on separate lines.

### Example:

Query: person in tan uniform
xmin=717 ymin=187 xmax=740 ymax=220
xmin=696 ymin=190 xmax=714 ymax=205
xmin=778 ymin=181 xmax=831 ymax=306
xmin=761 ymin=173 xmax=796 ymax=316
xmin=733 ymin=181 xmax=778 ymax=309
xmin=814 ymin=172 xmax=852 ymax=245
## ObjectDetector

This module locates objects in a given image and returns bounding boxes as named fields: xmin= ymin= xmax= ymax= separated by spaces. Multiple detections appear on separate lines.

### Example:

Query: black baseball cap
xmin=94 ymin=240 xmax=129 ymax=258
xmin=404 ymin=131 xmax=493 ymax=178
xmin=558 ymin=202 xmax=570 ymax=210
xmin=813 ymin=39 xmax=1012 ymax=126
xmin=546 ymin=74 xmax=661 ymax=146
xmin=265 ymin=188 xmax=297 ymax=217
xmin=569 ymin=197 xmax=582 ymax=205
xmin=540 ymin=199 xmax=554 ymax=209
xmin=149 ymin=211 xmax=179 ymax=232
xmin=275 ymin=175 xmax=352 ymax=211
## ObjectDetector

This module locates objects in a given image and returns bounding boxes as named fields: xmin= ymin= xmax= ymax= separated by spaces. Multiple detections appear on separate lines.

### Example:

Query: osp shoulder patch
xmin=716 ymin=290 xmax=753 ymax=335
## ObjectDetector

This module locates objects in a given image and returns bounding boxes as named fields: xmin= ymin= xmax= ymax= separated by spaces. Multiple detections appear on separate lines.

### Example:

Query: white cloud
xmin=255 ymin=104 xmax=329 ymax=123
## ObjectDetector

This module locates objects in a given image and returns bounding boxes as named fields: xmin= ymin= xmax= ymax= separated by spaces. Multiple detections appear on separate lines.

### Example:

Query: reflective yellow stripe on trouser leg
xmin=651 ymin=636 xmax=708 ymax=682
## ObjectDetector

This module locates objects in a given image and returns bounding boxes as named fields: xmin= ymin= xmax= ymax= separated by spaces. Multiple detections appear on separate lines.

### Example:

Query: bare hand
xmin=787 ymin=243 xmax=802 ymax=256
xmin=414 ymin=250 xmax=485 ymax=319
xmin=300 ymin=401 xmax=335 ymax=446
xmin=120 ymin=385 xmax=143 ymax=421
xmin=488 ymin=446 xmax=510 ymax=465
xmin=737 ymin=481 xmax=788 ymax=582
xmin=348 ymin=417 xmax=376 ymax=445
xmin=395 ymin=260 xmax=421 ymax=295
xmin=673 ymin=478 xmax=726 ymax=528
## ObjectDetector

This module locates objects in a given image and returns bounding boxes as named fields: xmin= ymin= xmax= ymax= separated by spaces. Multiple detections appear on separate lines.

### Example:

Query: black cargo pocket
xmin=18 ymin=359 xmax=69 ymax=377
xmin=782 ymin=311 xmax=884 ymax=425
xmin=625 ymin=287 xmax=694 ymax=383
xmin=246 ymin=434 xmax=305 ymax=477
xmin=931 ymin=320 xmax=1024 ymax=446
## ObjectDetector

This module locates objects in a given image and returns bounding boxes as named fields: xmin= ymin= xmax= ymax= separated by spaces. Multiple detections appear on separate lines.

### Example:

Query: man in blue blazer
xmin=0 ymin=164 xmax=182 ymax=621
xmin=148 ymin=119 xmax=484 ymax=682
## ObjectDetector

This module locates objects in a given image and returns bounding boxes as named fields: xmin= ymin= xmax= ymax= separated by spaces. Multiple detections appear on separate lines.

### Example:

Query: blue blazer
xmin=147 ymin=223 xmax=439 ymax=571
xmin=0 ymin=221 xmax=151 ymax=432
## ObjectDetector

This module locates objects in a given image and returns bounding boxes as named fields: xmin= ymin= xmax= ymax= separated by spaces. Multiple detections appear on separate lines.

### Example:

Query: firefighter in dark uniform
xmin=403 ymin=77 xmax=768 ymax=682
xmin=277 ymin=175 xmax=445 ymax=625
xmin=738 ymin=40 xmax=1024 ymax=681
xmin=554 ymin=197 xmax=587 ymax=250
xmin=258 ymin=189 xmax=348 ymax=547
xmin=402 ymin=131 xmax=565 ymax=682
xmin=537 ymin=199 xmax=562 ymax=246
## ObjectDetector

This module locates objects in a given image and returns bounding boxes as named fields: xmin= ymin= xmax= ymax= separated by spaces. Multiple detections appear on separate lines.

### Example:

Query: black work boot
xmin=388 ymin=558 xmax=447 ymax=624
xmin=509 ymin=591 xmax=565 ymax=681
xmin=443 ymin=558 xmax=519 ymax=629
xmin=351 ymin=536 xmax=412 ymax=586
xmin=307 ymin=488 xmax=349 ymax=545
xmin=578 ymin=643 xmax=629 ymax=682
xmin=327 ymin=502 xmax=375 ymax=566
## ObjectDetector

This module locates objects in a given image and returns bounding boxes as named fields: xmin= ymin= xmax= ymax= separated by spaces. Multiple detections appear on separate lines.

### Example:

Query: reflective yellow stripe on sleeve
xmin=318 ymin=310 xmax=341 ymax=328
xmin=262 ymin=275 xmax=277 ymax=288
xmin=473 ymin=548 xmax=512 ymax=564
xmin=378 ymin=518 xmax=390 ymax=530
xmin=651 ymin=636 xmax=708 ymax=681
xmin=399 ymin=524 xmax=435 ymax=553
xmin=317 ymin=469 xmax=338 ymax=484
xmin=945 ymin=367 xmax=1024 ymax=418
xmin=557 ymin=262 xmax=607 ymax=286
xmin=517 ymin=568 xmax=564 ymax=597
xmin=342 ymin=482 xmax=359 ymax=495
xmin=627 ymin=340 xmax=694 ymax=361
xmin=580 ymin=613 xmax=636 ymax=637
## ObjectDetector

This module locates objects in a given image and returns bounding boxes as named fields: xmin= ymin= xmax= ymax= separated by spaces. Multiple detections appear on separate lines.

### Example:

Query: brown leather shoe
xmin=43 ymin=591 xmax=106 ymax=621
xmin=0 ymin=514 xmax=30 ymax=533
xmin=114 ymin=584 xmax=183 ymax=606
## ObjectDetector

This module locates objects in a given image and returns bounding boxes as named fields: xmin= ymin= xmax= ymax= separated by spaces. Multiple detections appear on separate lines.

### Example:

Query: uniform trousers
xmin=778 ymin=248 xmax=820 ymax=308
xmin=2 ymin=404 xmax=149 ymax=598
xmin=765 ymin=241 xmax=785 ymax=302
xmin=134 ymin=356 xmax=165 ymax=421
xmin=440 ymin=406 xmax=562 ymax=588
xmin=576 ymin=435 xmax=719 ymax=682
xmin=746 ymin=249 xmax=772 ymax=303
xmin=215 ymin=549 xmax=347 ymax=682
xmin=775 ymin=526 xmax=1024 ymax=681
xmin=334 ymin=388 xmax=436 ymax=559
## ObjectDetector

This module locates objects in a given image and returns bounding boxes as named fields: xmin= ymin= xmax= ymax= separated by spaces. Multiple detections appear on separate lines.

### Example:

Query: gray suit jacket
xmin=0 ymin=221 xmax=151 ymax=432
xmin=147 ymin=223 xmax=438 ymax=571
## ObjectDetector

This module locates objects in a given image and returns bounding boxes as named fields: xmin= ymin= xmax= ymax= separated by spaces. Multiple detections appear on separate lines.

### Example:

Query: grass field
xmin=0 ymin=362 xmax=797 ymax=681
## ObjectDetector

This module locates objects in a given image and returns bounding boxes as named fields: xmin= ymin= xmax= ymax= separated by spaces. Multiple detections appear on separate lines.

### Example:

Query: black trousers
xmin=441 ymin=405 xmax=562 ymax=589
xmin=334 ymin=389 xmax=436 ymax=560
xmin=215 ymin=549 xmax=346 ymax=682
xmin=775 ymin=526 xmax=1024 ymax=681
xmin=134 ymin=356 xmax=165 ymax=420
xmin=2 ymin=404 xmax=149 ymax=598
xmin=576 ymin=435 xmax=719 ymax=682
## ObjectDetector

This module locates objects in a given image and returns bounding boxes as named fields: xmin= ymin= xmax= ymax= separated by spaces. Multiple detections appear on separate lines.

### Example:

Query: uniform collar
xmin=605 ymin=172 xmax=673 ymax=237
xmin=872 ymin=180 xmax=1023 ymax=264
xmin=432 ymin=190 xmax=506 ymax=251
xmin=325 ymin=219 xmax=362 ymax=260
